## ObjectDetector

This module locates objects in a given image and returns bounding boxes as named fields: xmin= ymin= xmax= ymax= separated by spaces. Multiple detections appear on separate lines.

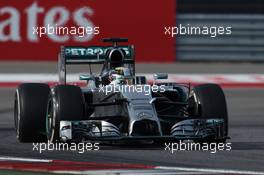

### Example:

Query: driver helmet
xmin=109 ymin=67 xmax=133 ymax=85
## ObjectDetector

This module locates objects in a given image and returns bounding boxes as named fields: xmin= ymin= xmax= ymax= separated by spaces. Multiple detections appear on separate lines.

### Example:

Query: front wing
xmin=59 ymin=118 xmax=228 ymax=142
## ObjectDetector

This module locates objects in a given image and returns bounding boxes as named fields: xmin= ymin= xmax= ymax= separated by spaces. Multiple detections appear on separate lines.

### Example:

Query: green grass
xmin=0 ymin=170 xmax=57 ymax=175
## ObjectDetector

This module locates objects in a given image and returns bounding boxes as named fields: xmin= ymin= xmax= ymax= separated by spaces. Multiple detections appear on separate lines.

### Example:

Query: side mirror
xmin=80 ymin=74 xmax=97 ymax=88
xmin=153 ymin=73 xmax=168 ymax=80
xmin=79 ymin=74 xmax=95 ymax=81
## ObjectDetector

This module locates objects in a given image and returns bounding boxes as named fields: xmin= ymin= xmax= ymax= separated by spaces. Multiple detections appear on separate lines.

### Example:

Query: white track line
xmin=52 ymin=167 xmax=264 ymax=175
xmin=157 ymin=166 xmax=264 ymax=175
xmin=0 ymin=156 xmax=52 ymax=163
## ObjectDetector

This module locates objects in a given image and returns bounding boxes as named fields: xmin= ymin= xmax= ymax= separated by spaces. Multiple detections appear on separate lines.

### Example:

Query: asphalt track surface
xmin=0 ymin=62 xmax=263 ymax=172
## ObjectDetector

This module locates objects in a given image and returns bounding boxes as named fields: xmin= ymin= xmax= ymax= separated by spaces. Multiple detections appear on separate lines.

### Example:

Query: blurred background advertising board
xmin=0 ymin=0 xmax=176 ymax=62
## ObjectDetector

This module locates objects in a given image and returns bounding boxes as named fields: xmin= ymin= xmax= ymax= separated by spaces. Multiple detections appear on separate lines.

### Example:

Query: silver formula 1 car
xmin=14 ymin=38 xmax=229 ymax=143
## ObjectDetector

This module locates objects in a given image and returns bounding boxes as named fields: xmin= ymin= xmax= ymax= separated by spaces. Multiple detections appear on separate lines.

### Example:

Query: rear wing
xmin=58 ymin=45 xmax=135 ymax=84
xmin=62 ymin=45 xmax=134 ymax=64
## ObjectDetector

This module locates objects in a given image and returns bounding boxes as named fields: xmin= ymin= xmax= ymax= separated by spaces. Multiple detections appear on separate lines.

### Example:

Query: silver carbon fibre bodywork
xmin=60 ymin=120 xmax=121 ymax=141
xmin=59 ymin=85 xmax=228 ymax=142
xmin=170 ymin=119 xmax=226 ymax=139
xmin=59 ymin=119 xmax=227 ymax=142
xmin=121 ymin=89 xmax=162 ymax=136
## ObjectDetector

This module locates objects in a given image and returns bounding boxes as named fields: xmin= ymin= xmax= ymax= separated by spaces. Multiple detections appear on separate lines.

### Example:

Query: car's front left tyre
xmin=189 ymin=83 xmax=228 ymax=143
xmin=14 ymin=83 xmax=50 ymax=142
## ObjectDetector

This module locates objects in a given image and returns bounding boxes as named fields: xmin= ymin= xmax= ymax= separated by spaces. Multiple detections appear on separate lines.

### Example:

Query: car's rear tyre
xmin=14 ymin=83 xmax=50 ymax=142
xmin=189 ymin=83 xmax=228 ymax=142
xmin=46 ymin=85 xmax=84 ymax=142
